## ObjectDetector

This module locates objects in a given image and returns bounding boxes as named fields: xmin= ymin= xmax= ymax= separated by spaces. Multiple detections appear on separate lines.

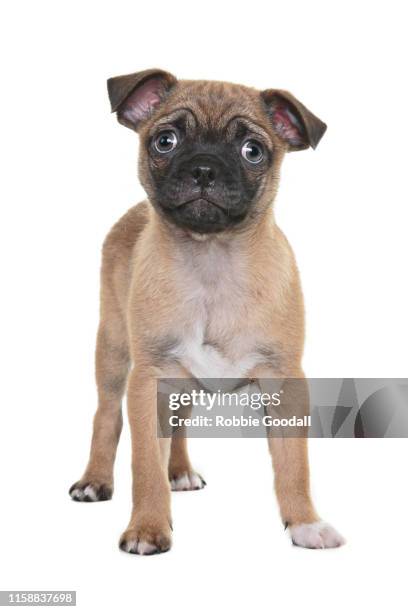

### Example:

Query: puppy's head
xmin=108 ymin=69 xmax=326 ymax=234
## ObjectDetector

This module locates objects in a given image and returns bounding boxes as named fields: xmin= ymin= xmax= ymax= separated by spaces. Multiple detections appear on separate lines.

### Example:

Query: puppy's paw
xmin=170 ymin=471 xmax=206 ymax=491
xmin=119 ymin=522 xmax=172 ymax=556
xmin=69 ymin=480 xmax=112 ymax=502
xmin=290 ymin=521 xmax=345 ymax=549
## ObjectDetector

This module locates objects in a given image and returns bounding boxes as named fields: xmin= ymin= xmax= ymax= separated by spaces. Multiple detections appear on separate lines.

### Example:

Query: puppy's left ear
xmin=261 ymin=89 xmax=327 ymax=151
xmin=107 ymin=68 xmax=177 ymax=131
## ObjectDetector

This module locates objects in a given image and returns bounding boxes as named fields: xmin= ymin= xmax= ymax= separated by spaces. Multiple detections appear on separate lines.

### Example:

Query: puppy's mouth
xmin=169 ymin=197 xmax=232 ymax=233
xmin=178 ymin=197 xmax=226 ymax=213
xmin=156 ymin=194 xmax=248 ymax=234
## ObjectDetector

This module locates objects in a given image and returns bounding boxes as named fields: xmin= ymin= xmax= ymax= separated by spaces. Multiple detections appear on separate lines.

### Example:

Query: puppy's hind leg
xmin=169 ymin=437 xmax=206 ymax=491
xmin=69 ymin=313 xmax=130 ymax=502
xmin=168 ymin=403 xmax=206 ymax=491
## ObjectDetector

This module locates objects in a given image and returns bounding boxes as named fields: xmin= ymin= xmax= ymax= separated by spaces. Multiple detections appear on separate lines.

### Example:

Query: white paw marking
xmin=171 ymin=472 xmax=205 ymax=491
xmin=70 ymin=488 xmax=84 ymax=501
xmin=83 ymin=485 xmax=97 ymax=501
xmin=290 ymin=521 xmax=345 ymax=549
xmin=137 ymin=540 xmax=157 ymax=555
xmin=70 ymin=485 xmax=98 ymax=501
xmin=124 ymin=540 xmax=158 ymax=555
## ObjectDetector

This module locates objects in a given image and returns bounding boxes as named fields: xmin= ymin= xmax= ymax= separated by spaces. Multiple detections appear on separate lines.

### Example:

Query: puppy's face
xmin=139 ymin=86 xmax=271 ymax=234
xmin=108 ymin=70 xmax=326 ymax=234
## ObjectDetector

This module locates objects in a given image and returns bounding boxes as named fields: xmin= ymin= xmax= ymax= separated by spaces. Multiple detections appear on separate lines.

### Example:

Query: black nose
xmin=191 ymin=165 xmax=216 ymax=187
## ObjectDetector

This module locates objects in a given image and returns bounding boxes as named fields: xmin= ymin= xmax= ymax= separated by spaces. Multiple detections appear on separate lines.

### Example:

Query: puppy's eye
xmin=241 ymin=140 xmax=264 ymax=164
xmin=154 ymin=130 xmax=178 ymax=153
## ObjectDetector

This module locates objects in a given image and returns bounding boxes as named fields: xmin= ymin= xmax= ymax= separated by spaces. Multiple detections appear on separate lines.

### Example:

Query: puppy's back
xmin=101 ymin=201 xmax=150 ymax=317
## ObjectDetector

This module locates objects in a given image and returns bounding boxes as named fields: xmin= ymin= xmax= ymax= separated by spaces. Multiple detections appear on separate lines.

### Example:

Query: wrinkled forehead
xmin=148 ymin=80 xmax=271 ymax=139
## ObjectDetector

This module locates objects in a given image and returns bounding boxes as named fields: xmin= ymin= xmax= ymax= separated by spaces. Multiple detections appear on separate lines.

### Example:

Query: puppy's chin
xmin=159 ymin=198 xmax=246 ymax=234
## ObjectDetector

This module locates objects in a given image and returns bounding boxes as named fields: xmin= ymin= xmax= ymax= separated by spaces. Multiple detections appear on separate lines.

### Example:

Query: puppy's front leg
xmin=119 ymin=368 xmax=172 ymax=555
xmin=256 ymin=371 xmax=345 ymax=549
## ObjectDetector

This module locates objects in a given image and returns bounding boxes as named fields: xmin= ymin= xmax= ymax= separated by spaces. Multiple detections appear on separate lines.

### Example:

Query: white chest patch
xmin=169 ymin=237 xmax=264 ymax=384
xmin=172 ymin=322 xmax=261 ymax=383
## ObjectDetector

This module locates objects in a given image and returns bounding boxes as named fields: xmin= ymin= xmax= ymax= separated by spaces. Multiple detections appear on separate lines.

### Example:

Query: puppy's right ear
xmin=107 ymin=69 xmax=177 ymax=131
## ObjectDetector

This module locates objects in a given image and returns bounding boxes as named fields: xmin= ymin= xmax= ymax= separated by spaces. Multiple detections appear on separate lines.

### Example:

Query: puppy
xmin=69 ymin=69 xmax=345 ymax=553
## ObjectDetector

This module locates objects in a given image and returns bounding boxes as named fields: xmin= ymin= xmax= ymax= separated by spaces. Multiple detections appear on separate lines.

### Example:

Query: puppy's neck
xmin=147 ymin=206 xmax=276 ymax=292
xmin=151 ymin=206 xmax=275 ymax=253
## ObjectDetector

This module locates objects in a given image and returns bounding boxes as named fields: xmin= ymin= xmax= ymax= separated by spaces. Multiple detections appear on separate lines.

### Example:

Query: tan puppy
xmin=69 ymin=69 xmax=345 ymax=553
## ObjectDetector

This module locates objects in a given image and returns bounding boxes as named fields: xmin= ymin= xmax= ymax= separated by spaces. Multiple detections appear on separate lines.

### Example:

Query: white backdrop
xmin=1 ymin=1 xmax=407 ymax=610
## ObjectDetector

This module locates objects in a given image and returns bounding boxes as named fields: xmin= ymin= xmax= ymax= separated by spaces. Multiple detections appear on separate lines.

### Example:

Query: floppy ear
xmin=107 ymin=68 xmax=177 ymax=131
xmin=261 ymin=89 xmax=327 ymax=151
